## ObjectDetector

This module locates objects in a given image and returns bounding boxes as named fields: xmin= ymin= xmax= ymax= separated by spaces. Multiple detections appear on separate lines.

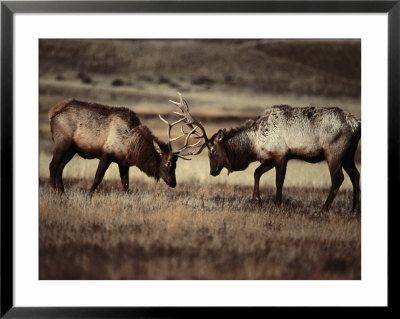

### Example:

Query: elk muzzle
xmin=162 ymin=175 xmax=176 ymax=188
xmin=210 ymin=166 xmax=223 ymax=176
xmin=169 ymin=179 xmax=177 ymax=188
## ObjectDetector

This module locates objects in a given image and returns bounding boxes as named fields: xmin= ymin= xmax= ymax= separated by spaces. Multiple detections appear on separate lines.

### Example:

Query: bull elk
xmin=168 ymin=93 xmax=361 ymax=213
xmin=48 ymin=98 xmax=195 ymax=194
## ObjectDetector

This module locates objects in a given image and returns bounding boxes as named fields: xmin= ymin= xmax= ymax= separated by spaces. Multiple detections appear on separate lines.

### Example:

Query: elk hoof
xmin=308 ymin=210 xmax=322 ymax=218
xmin=274 ymin=201 xmax=281 ymax=207
xmin=351 ymin=208 xmax=361 ymax=217
xmin=50 ymin=188 xmax=62 ymax=196
xmin=88 ymin=191 xmax=95 ymax=200
xmin=252 ymin=197 xmax=262 ymax=205
xmin=317 ymin=208 xmax=333 ymax=218
xmin=318 ymin=209 xmax=325 ymax=215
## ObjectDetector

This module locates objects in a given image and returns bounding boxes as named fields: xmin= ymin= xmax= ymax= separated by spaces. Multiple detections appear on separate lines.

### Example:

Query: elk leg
xmin=49 ymin=159 xmax=58 ymax=190
xmin=118 ymin=164 xmax=129 ymax=192
xmin=322 ymin=160 xmax=344 ymax=212
xmin=252 ymin=163 xmax=274 ymax=202
xmin=55 ymin=150 xmax=76 ymax=193
xmin=343 ymin=156 xmax=360 ymax=212
xmin=49 ymin=148 xmax=67 ymax=191
xmin=89 ymin=156 xmax=112 ymax=195
xmin=274 ymin=158 xmax=288 ymax=206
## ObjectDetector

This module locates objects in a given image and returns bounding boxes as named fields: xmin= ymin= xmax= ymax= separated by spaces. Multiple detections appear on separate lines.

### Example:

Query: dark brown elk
xmin=168 ymin=93 xmax=361 ymax=213
xmin=48 ymin=98 xmax=194 ymax=195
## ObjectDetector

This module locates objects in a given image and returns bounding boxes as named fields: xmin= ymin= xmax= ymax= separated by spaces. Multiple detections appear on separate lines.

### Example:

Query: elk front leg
xmin=274 ymin=158 xmax=288 ymax=206
xmin=252 ymin=163 xmax=274 ymax=202
xmin=118 ymin=164 xmax=129 ymax=192
xmin=89 ymin=156 xmax=112 ymax=195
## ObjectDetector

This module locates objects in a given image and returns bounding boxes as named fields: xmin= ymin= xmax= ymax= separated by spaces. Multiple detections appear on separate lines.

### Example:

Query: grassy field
xmin=39 ymin=39 xmax=361 ymax=280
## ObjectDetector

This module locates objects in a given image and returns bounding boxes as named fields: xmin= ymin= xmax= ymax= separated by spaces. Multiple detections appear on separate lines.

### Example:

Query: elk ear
xmin=216 ymin=129 xmax=225 ymax=142
xmin=153 ymin=140 xmax=164 ymax=155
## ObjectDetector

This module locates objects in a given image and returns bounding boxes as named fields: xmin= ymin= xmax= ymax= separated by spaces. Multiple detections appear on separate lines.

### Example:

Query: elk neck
xmin=222 ymin=129 xmax=258 ymax=171
xmin=135 ymin=149 xmax=161 ymax=181
xmin=127 ymin=125 xmax=162 ymax=181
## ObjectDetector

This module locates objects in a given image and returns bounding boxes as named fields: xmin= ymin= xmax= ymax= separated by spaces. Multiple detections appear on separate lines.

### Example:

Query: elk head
xmin=166 ymin=92 xmax=232 ymax=176
xmin=158 ymin=100 xmax=205 ymax=187
xmin=207 ymin=129 xmax=232 ymax=176
xmin=152 ymin=139 xmax=178 ymax=188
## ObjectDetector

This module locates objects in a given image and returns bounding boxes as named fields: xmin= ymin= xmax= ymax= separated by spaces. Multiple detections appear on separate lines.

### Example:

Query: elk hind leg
xmin=343 ymin=155 xmax=360 ymax=213
xmin=49 ymin=145 xmax=70 ymax=192
xmin=252 ymin=163 xmax=274 ymax=202
xmin=49 ymin=157 xmax=58 ymax=190
xmin=322 ymin=158 xmax=344 ymax=212
xmin=55 ymin=149 xmax=76 ymax=193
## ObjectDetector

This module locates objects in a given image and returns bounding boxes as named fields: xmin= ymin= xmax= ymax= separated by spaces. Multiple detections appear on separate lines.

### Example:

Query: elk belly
xmin=282 ymin=130 xmax=324 ymax=161
xmin=71 ymin=127 xmax=108 ymax=159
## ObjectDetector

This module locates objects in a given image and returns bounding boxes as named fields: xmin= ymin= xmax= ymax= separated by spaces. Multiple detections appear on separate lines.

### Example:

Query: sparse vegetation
xmin=191 ymin=75 xmax=214 ymax=86
xmin=81 ymin=75 xmax=92 ymax=84
xmin=111 ymin=78 xmax=124 ymax=86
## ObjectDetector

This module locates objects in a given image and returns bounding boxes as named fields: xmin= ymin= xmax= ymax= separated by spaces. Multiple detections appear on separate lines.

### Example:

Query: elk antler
xmin=158 ymin=113 xmax=201 ymax=160
xmin=167 ymin=92 xmax=209 ymax=156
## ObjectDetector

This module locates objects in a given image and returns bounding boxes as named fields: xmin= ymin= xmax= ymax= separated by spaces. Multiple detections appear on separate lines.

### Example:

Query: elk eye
xmin=211 ymin=148 xmax=216 ymax=155
xmin=166 ymin=161 xmax=171 ymax=167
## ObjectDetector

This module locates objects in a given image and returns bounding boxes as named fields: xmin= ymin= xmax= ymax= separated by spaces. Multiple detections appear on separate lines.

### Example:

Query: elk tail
xmin=48 ymin=98 xmax=74 ymax=122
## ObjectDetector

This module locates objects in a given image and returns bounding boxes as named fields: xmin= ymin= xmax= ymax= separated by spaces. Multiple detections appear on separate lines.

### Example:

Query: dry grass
xmin=40 ymin=178 xmax=361 ymax=280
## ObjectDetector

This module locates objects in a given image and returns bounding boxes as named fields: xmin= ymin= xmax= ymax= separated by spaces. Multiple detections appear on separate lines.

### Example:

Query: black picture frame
xmin=1 ymin=1 xmax=396 ymax=317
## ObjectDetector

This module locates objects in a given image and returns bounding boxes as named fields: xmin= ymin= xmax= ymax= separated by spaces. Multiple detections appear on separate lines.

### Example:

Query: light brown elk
xmin=168 ymin=93 xmax=361 ymax=213
xmin=48 ymin=98 xmax=196 ymax=194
